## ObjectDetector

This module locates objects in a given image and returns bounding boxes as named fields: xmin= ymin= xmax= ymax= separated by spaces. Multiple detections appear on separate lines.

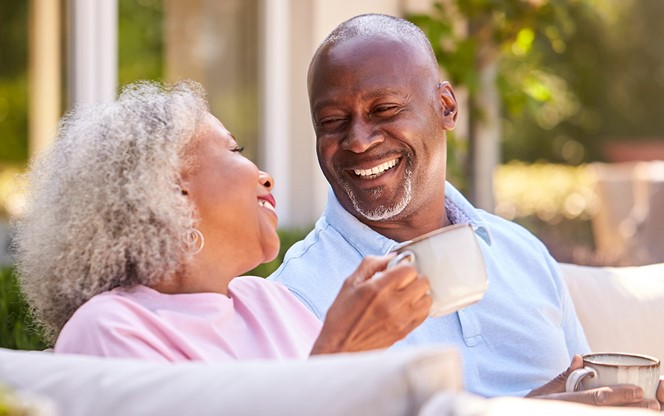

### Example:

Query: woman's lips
xmin=258 ymin=194 xmax=276 ymax=211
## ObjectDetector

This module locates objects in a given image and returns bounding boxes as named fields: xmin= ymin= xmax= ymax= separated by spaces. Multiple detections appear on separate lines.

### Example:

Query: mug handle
xmin=387 ymin=250 xmax=415 ymax=269
xmin=565 ymin=367 xmax=597 ymax=393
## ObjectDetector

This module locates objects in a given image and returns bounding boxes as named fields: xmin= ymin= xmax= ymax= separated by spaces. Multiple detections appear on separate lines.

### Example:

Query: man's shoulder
xmin=268 ymin=227 xmax=325 ymax=282
xmin=269 ymin=220 xmax=360 ymax=281
xmin=268 ymin=219 xmax=365 ymax=318
xmin=476 ymin=209 xmax=547 ymax=249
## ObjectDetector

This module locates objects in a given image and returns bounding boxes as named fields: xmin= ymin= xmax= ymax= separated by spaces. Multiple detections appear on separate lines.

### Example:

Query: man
xmin=269 ymin=13 xmax=662 ymax=409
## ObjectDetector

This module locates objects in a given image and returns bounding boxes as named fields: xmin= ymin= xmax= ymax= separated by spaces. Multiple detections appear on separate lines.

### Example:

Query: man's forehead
xmin=321 ymin=34 xmax=414 ymax=62
xmin=311 ymin=36 xmax=431 ymax=86
xmin=311 ymin=38 xmax=429 ymax=85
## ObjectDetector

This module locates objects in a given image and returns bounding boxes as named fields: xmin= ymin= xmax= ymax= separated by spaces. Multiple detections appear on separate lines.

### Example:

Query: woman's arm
xmin=310 ymin=255 xmax=431 ymax=355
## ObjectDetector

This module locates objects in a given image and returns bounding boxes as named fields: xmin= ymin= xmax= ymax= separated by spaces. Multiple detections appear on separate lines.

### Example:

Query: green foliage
xmin=0 ymin=1 xmax=29 ymax=164
xmin=410 ymin=1 xmax=578 ymax=96
xmin=0 ymin=267 xmax=47 ymax=350
xmin=408 ymin=0 xmax=590 ymax=172
xmin=411 ymin=1 xmax=664 ymax=166
xmin=513 ymin=0 xmax=664 ymax=162
xmin=246 ymin=227 xmax=312 ymax=278
xmin=0 ymin=77 xmax=28 ymax=163
xmin=118 ymin=0 xmax=164 ymax=85
xmin=0 ymin=0 xmax=165 ymax=165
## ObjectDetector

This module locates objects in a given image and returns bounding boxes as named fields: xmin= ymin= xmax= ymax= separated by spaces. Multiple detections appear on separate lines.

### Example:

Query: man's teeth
xmin=258 ymin=200 xmax=275 ymax=212
xmin=353 ymin=158 xmax=398 ymax=177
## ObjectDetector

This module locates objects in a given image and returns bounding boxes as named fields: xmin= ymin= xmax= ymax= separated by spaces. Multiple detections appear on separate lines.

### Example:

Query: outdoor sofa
xmin=1 ymin=261 xmax=663 ymax=415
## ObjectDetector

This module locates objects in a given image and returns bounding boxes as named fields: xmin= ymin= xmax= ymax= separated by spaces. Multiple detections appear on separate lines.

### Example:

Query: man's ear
xmin=438 ymin=81 xmax=458 ymax=130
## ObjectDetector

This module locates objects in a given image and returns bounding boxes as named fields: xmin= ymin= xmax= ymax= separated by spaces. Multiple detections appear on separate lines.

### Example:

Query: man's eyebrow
xmin=361 ymin=88 xmax=405 ymax=100
xmin=313 ymin=88 xmax=406 ymax=112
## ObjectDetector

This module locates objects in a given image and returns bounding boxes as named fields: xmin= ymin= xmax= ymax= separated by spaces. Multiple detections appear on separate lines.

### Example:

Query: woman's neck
xmin=150 ymin=258 xmax=235 ymax=295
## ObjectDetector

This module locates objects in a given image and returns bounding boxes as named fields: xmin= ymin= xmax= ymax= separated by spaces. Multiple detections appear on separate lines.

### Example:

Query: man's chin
xmin=339 ymin=180 xmax=411 ymax=222
xmin=349 ymin=195 xmax=410 ymax=222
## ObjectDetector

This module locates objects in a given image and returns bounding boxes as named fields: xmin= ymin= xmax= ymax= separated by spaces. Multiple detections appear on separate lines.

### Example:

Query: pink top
xmin=54 ymin=276 xmax=322 ymax=362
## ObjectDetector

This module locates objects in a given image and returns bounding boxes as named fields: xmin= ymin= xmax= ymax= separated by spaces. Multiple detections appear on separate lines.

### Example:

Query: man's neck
xmin=358 ymin=207 xmax=452 ymax=243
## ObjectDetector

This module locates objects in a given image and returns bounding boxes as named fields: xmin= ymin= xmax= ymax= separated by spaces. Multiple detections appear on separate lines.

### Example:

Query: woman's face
xmin=182 ymin=113 xmax=279 ymax=277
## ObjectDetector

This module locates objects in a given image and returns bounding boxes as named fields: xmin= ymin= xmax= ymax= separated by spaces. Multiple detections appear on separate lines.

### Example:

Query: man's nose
xmin=341 ymin=118 xmax=383 ymax=153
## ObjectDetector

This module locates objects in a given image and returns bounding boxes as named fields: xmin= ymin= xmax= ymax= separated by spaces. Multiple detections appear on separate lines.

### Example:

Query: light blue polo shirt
xmin=268 ymin=182 xmax=589 ymax=397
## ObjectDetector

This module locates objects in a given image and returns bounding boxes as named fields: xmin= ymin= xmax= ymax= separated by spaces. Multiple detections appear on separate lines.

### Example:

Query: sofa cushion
xmin=560 ymin=262 xmax=664 ymax=371
xmin=0 ymin=346 xmax=461 ymax=416
xmin=420 ymin=392 xmax=656 ymax=415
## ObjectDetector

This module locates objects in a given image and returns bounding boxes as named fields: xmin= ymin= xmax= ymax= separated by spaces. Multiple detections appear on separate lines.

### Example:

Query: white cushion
xmin=560 ymin=262 xmax=664 ymax=370
xmin=421 ymin=392 xmax=655 ymax=415
xmin=0 ymin=346 xmax=461 ymax=416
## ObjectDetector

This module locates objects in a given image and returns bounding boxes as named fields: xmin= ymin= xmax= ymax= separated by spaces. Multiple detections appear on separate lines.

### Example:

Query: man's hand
xmin=310 ymin=255 xmax=431 ymax=355
xmin=526 ymin=355 xmax=663 ymax=411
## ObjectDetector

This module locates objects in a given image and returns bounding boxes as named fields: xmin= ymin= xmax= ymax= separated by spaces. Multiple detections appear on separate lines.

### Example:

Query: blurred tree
xmin=0 ymin=1 xmax=29 ymax=163
xmin=411 ymin=0 xmax=664 ymax=170
xmin=118 ymin=0 xmax=164 ymax=85
xmin=0 ymin=0 xmax=163 ymax=166
xmin=505 ymin=0 xmax=664 ymax=163
xmin=409 ymin=0 xmax=592 ymax=199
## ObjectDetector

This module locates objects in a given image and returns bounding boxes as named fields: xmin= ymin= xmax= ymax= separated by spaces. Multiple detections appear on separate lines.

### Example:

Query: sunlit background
xmin=1 ymin=0 xmax=664 ymax=275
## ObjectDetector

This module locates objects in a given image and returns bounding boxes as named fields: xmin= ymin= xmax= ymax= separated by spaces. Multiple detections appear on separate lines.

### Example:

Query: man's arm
xmin=527 ymin=355 xmax=663 ymax=410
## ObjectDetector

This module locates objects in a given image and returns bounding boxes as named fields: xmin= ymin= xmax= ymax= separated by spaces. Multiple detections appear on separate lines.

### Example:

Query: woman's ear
xmin=178 ymin=173 xmax=192 ymax=197
xmin=438 ymin=81 xmax=458 ymax=130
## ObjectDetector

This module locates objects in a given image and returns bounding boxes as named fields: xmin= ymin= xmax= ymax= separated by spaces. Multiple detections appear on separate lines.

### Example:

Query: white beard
xmin=341 ymin=166 xmax=413 ymax=222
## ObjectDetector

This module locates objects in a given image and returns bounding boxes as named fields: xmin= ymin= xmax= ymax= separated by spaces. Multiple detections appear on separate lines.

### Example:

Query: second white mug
xmin=565 ymin=352 xmax=661 ymax=399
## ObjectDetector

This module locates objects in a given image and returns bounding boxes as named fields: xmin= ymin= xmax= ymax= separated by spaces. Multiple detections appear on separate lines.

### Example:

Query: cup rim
xmin=392 ymin=223 xmax=473 ymax=251
xmin=583 ymin=352 xmax=660 ymax=367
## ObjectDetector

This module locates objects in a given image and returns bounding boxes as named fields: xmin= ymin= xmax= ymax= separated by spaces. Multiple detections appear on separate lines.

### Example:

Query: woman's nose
xmin=259 ymin=170 xmax=274 ymax=190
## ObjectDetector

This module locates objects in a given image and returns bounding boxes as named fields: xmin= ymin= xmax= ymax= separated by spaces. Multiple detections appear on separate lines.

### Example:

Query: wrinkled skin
xmin=527 ymin=355 xmax=664 ymax=411
xmin=308 ymin=35 xmax=458 ymax=243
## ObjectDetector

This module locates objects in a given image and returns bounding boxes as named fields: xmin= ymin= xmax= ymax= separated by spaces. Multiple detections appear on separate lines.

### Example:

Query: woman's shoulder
xmin=229 ymin=276 xmax=299 ymax=303
xmin=54 ymin=287 xmax=155 ymax=353
xmin=230 ymin=275 xmax=285 ymax=292
xmin=60 ymin=287 xmax=150 ymax=329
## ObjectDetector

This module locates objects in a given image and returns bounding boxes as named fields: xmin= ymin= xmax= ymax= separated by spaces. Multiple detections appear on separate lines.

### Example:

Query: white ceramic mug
xmin=565 ymin=352 xmax=661 ymax=399
xmin=387 ymin=223 xmax=489 ymax=317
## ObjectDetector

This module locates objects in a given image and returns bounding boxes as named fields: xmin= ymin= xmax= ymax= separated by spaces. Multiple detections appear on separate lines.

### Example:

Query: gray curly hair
xmin=13 ymin=80 xmax=209 ymax=342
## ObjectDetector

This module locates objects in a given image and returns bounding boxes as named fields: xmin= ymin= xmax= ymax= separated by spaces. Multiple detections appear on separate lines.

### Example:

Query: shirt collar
xmin=321 ymin=182 xmax=492 ymax=257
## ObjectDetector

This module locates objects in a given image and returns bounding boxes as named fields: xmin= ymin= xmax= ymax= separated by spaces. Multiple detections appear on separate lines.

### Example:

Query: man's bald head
xmin=308 ymin=14 xmax=439 ymax=88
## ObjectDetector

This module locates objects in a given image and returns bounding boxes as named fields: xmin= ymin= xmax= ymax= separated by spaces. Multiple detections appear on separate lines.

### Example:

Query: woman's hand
xmin=310 ymin=255 xmax=431 ymax=355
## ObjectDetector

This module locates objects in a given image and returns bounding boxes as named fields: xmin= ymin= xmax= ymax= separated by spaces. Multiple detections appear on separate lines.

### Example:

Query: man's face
xmin=309 ymin=36 xmax=452 ymax=225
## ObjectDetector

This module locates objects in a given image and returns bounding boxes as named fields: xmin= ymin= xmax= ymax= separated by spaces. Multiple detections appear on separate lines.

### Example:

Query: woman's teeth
xmin=258 ymin=200 xmax=275 ymax=212
xmin=353 ymin=158 xmax=398 ymax=178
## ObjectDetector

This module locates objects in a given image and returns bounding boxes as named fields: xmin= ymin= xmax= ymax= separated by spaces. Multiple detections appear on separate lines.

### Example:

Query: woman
xmin=13 ymin=81 xmax=431 ymax=362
